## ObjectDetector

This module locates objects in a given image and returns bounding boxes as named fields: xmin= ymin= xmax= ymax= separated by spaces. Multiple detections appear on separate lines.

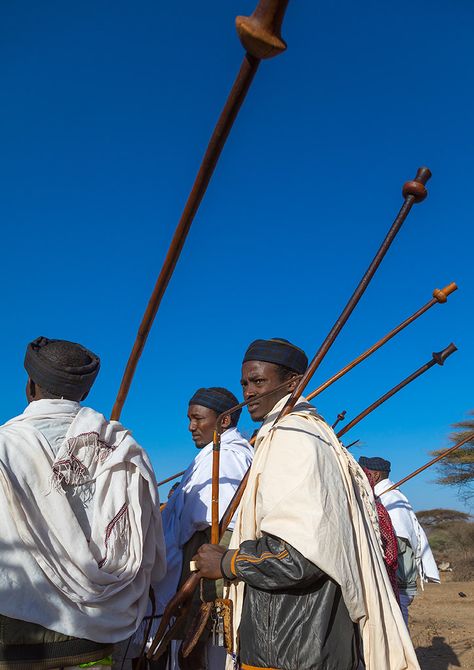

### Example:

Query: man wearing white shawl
xmin=0 ymin=337 xmax=166 ymax=669
xmin=194 ymin=338 xmax=421 ymax=670
xmin=360 ymin=456 xmax=440 ymax=627
xmin=155 ymin=387 xmax=253 ymax=670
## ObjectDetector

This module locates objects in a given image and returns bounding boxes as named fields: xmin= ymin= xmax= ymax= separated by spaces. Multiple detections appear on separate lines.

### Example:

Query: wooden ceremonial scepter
xmin=337 ymin=343 xmax=458 ymax=439
xmin=148 ymin=166 xmax=431 ymax=660
xmin=307 ymin=281 xmax=457 ymax=402
xmin=380 ymin=432 xmax=474 ymax=495
xmin=111 ymin=0 xmax=290 ymax=421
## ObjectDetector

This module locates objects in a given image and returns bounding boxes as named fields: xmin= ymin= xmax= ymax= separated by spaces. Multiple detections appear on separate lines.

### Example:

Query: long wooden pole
xmin=337 ymin=343 xmax=457 ymax=439
xmin=380 ymin=432 xmax=474 ymax=495
xmin=307 ymin=281 xmax=457 ymax=402
xmin=111 ymin=0 xmax=290 ymax=420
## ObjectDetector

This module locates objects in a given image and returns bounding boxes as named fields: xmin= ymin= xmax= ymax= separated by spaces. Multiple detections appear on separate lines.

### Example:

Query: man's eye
xmin=255 ymin=379 xmax=264 ymax=385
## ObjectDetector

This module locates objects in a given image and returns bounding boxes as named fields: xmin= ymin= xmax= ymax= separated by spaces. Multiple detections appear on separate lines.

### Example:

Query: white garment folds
xmin=156 ymin=427 xmax=253 ymax=615
xmin=376 ymin=478 xmax=440 ymax=583
xmin=0 ymin=399 xmax=166 ymax=643
xmin=226 ymin=396 xmax=420 ymax=670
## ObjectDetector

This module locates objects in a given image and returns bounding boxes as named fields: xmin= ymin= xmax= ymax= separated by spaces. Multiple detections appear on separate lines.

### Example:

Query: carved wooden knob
xmin=433 ymin=282 xmax=458 ymax=303
xmin=402 ymin=167 xmax=432 ymax=203
xmin=432 ymin=342 xmax=457 ymax=366
xmin=236 ymin=0 xmax=289 ymax=59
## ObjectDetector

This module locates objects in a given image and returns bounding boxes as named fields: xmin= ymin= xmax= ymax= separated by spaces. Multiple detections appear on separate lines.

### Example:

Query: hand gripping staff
xmin=111 ymin=0 xmax=290 ymax=421
xmin=157 ymin=279 xmax=457 ymax=488
xmin=337 ymin=343 xmax=458 ymax=439
xmin=148 ymin=167 xmax=431 ymax=660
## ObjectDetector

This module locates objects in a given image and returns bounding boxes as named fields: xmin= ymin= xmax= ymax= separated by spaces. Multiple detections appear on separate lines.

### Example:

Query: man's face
xmin=241 ymin=360 xmax=294 ymax=422
xmin=187 ymin=405 xmax=218 ymax=449
xmin=366 ymin=469 xmax=385 ymax=485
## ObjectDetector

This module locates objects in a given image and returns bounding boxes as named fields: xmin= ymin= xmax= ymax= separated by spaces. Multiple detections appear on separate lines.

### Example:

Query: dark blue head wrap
xmin=24 ymin=336 xmax=100 ymax=400
xmin=358 ymin=456 xmax=391 ymax=473
xmin=189 ymin=387 xmax=241 ymax=425
xmin=242 ymin=338 xmax=308 ymax=374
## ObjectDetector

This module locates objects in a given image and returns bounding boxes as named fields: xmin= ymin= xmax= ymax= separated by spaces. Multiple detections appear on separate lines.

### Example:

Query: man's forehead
xmin=187 ymin=404 xmax=217 ymax=416
xmin=241 ymin=360 xmax=278 ymax=376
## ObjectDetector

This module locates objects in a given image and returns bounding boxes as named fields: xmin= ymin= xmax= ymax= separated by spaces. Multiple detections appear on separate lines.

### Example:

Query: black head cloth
xmin=24 ymin=336 xmax=100 ymax=400
xmin=242 ymin=338 xmax=308 ymax=375
xmin=358 ymin=456 xmax=391 ymax=473
xmin=189 ymin=387 xmax=242 ymax=423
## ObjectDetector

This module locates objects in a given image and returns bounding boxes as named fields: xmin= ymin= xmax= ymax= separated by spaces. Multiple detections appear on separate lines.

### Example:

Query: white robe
xmin=0 ymin=399 xmax=166 ymax=643
xmin=226 ymin=396 xmax=420 ymax=670
xmin=376 ymin=478 xmax=440 ymax=583
xmin=155 ymin=427 xmax=253 ymax=615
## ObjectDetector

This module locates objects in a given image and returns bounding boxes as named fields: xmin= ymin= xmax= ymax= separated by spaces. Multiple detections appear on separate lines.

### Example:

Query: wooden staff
xmin=307 ymin=281 xmax=457 ymax=402
xmin=111 ymin=0 xmax=291 ymax=421
xmin=380 ymin=432 xmax=474 ymax=495
xmin=337 ymin=343 xmax=457 ymax=439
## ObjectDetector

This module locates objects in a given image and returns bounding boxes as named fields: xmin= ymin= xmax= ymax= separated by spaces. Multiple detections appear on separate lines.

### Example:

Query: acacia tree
xmin=431 ymin=412 xmax=474 ymax=503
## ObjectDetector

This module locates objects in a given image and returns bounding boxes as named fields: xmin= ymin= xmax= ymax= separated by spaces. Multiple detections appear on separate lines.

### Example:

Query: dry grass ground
xmin=410 ymin=578 xmax=474 ymax=669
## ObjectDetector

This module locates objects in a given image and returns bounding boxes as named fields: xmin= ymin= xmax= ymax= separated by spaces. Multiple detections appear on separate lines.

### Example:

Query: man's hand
xmin=192 ymin=543 xmax=227 ymax=580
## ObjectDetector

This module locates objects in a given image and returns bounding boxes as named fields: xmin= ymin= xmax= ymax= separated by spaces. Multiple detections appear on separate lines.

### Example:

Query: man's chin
xmin=249 ymin=409 xmax=264 ymax=422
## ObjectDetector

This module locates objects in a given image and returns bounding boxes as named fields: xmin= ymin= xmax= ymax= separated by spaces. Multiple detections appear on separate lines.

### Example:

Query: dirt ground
xmin=410 ymin=579 xmax=474 ymax=669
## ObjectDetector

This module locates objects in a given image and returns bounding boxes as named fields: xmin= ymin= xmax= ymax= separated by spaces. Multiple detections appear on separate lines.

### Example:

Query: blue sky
xmin=1 ymin=0 xmax=473 ymax=512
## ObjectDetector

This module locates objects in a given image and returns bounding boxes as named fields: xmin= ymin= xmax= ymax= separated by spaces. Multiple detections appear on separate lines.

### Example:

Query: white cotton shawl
xmin=226 ymin=396 xmax=420 ymax=670
xmin=0 ymin=399 xmax=166 ymax=643
xmin=376 ymin=478 xmax=440 ymax=583
xmin=155 ymin=427 xmax=253 ymax=614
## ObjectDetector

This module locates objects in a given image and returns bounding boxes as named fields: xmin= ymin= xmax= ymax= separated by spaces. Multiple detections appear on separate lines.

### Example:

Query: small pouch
xmin=181 ymin=601 xmax=213 ymax=658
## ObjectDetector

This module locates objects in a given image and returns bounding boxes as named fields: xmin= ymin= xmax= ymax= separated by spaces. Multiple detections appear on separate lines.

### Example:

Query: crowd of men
xmin=0 ymin=336 xmax=439 ymax=670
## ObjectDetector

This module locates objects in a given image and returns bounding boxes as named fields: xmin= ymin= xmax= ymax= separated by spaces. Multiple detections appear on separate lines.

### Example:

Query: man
xmin=0 ymin=336 xmax=166 ymax=669
xmin=359 ymin=456 xmax=440 ymax=627
xmin=155 ymin=387 xmax=253 ymax=670
xmin=194 ymin=338 xmax=420 ymax=670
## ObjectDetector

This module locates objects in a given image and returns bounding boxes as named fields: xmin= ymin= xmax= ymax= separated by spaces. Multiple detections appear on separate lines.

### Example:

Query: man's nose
xmin=188 ymin=419 xmax=196 ymax=432
xmin=243 ymin=386 xmax=254 ymax=401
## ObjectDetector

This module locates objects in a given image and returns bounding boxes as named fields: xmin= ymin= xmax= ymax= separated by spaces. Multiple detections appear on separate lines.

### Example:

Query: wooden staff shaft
xmin=307 ymin=281 xmax=457 ymax=402
xmin=381 ymin=432 xmax=474 ymax=494
xmin=337 ymin=343 xmax=457 ymax=439
xmin=157 ymin=470 xmax=185 ymax=488
xmin=111 ymin=57 xmax=259 ymax=420
xmin=277 ymin=167 xmax=432 ymax=422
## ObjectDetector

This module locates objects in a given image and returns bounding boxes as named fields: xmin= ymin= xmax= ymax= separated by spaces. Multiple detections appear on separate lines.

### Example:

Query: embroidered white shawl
xmin=226 ymin=396 xmax=420 ymax=670
xmin=0 ymin=399 xmax=166 ymax=643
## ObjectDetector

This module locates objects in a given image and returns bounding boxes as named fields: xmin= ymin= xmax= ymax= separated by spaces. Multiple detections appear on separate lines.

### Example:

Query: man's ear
xmin=221 ymin=414 xmax=232 ymax=430
xmin=288 ymin=374 xmax=299 ymax=392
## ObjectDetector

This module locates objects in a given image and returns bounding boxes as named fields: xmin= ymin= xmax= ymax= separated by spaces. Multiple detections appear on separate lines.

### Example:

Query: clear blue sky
xmin=1 ymin=0 xmax=472 ymax=512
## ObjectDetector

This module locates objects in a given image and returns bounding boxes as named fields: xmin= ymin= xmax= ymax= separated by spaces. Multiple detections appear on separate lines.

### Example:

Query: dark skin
xmin=364 ymin=468 xmax=389 ymax=486
xmin=187 ymin=404 xmax=231 ymax=449
xmin=192 ymin=360 xmax=298 ymax=579
xmin=25 ymin=378 xmax=88 ymax=403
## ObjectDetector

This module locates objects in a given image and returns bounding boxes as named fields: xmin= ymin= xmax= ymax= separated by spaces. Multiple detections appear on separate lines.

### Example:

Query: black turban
xmin=189 ymin=387 xmax=241 ymax=423
xmin=24 ymin=336 xmax=100 ymax=400
xmin=359 ymin=456 xmax=391 ymax=473
xmin=242 ymin=338 xmax=308 ymax=375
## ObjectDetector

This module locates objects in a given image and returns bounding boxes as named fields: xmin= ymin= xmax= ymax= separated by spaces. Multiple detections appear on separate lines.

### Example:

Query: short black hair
xmin=275 ymin=364 xmax=300 ymax=383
